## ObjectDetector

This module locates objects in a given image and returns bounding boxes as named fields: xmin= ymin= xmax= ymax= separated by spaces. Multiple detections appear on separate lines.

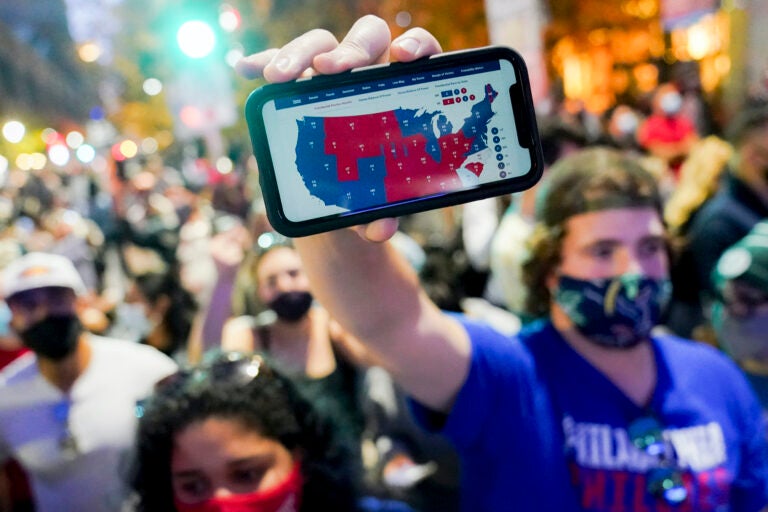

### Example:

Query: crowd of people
xmin=1 ymin=13 xmax=768 ymax=512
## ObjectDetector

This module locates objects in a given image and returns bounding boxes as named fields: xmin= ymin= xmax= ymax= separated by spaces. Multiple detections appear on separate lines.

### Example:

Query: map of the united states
xmin=294 ymin=83 xmax=498 ymax=211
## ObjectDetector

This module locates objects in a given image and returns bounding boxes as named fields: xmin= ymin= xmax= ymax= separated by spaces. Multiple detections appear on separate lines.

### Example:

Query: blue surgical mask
xmin=112 ymin=302 xmax=154 ymax=342
xmin=554 ymin=274 xmax=671 ymax=349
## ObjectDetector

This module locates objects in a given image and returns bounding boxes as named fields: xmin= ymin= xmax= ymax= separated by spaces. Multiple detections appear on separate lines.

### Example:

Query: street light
xmin=176 ymin=20 xmax=216 ymax=59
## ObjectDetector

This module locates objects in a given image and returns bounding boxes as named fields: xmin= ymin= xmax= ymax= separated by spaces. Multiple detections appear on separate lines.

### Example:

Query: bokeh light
xmin=216 ymin=156 xmax=233 ymax=174
xmin=179 ymin=105 xmax=205 ymax=129
xmin=29 ymin=153 xmax=46 ymax=170
xmin=219 ymin=4 xmax=241 ymax=32
xmin=78 ymin=42 xmax=102 ymax=63
xmin=177 ymin=20 xmax=216 ymax=59
xmin=120 ymin=140 xmax=138 ymax=159
xmin=15 ymin=154 xmax=31 ymax=171
xmin=2 ymin=120 xmax=25 ymax=143
xmin=76 ymin=144 xmax=96 ymax=163
xmin=143 ymin=78 xmax=163 ymax=96
xmin=111 ymin=140 xmax=139 ymax=162
xmin=66 ymin=131 xmax=85 ymax=148
xmin=41 ymin=128 xmax=60 ymax=145
xmin=141 ymin=137 xmax=159 ymax=154
xmin=395 ymin=11 xmax=412 ymax=28
xmin=226 ymin=46 xmax=244 ymax=68
xmin=48 ymin=144 xmax=70 ymax=166
xmin=89 ymin=106 xmax=105 ymax=120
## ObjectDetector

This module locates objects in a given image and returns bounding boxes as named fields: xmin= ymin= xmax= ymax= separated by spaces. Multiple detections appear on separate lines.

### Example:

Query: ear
xmin=545 ymin=268 xmax=559 ymax=293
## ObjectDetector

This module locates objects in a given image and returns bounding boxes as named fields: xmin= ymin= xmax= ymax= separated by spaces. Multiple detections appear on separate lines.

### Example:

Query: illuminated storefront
xmin=543 ymin=0 xmax=730 ymax=114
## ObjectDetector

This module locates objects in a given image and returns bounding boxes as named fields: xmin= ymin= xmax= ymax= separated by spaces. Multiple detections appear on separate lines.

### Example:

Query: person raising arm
xmin=237 ymin=15 xmax=470 ymax=413
xmin=238 ymin=15 xmax=768 ymax=512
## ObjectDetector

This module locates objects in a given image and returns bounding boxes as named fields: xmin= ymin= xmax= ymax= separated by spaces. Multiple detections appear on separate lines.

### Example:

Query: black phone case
xmin=245 ymin=46 xmax=543 ymax=237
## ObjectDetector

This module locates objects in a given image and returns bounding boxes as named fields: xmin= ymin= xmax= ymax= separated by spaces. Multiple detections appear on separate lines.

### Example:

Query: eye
xmin=232 ymin=466 xmax=266 ymax=486
xmin=287 ymin=269 xmax=301 ymax=279
xmin=588 ymin=242 xmax=615 ymax=260
xmin=173 ymin=476 xmax=211 ymax=502
xmin=638 ymin=237 xmax=666 ymax=258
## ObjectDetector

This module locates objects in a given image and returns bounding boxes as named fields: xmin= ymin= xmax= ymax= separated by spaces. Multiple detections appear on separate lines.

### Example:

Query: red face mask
xmin=174 ymin=461 xmax=303 ymax=512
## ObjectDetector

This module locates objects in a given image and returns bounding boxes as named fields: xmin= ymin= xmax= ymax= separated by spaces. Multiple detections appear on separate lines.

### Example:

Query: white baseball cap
xmin=2 ymin=252 xmax=87 ymax=299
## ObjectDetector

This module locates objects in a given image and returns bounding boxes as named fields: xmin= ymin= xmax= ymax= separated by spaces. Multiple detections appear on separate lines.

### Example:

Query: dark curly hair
xmin=134 ymin=269 xmax=197 ymax=356
xmin=521 ymin=147 xmax=664 ymax=317
xmin=129 ymin=353 xmax=360 ymax=512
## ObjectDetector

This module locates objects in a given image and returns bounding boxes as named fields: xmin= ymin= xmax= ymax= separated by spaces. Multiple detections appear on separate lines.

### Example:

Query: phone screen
xmin=259 ymin=56 xmax=533 ymax=224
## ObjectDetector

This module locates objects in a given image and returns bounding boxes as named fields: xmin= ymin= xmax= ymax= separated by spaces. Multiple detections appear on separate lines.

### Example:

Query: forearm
xmin=294 ymin=229 xmax=470 ymax=411
xmin=296 ymin=229 xmax=419 ymax=338
xmin=200 ymin=274 xmax=236 ymax=346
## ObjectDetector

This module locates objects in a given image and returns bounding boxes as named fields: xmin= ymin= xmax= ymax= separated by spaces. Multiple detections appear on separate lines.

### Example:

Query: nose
xmin=617 ymin=248 xmax=644 ymax=276
xmin=212 ymin=486 xmax=235 ymax=499
xmin=274 ymin=271 xmax=299 ymax=292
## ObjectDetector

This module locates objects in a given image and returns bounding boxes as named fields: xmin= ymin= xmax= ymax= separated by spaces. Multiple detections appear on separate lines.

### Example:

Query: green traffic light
xmin=176 ymin=20 xmax=216 ymax=59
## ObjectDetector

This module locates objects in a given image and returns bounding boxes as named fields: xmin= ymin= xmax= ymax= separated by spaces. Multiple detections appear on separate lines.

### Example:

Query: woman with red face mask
xmin=129 ymin=351 xmax=411 ymax=512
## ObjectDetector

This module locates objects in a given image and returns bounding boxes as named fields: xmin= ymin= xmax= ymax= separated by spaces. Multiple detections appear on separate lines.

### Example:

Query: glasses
xmin=627 ymin=415 xmax=688 ymax=505
xmin=52 ymin=399 xmax=79 ymax=458
xmin=135 ymin=352 xmax=270 ymax=418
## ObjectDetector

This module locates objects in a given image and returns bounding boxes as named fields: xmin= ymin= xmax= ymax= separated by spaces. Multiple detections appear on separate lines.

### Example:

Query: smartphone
xmin=245 ymin=46 xmax=543 ymax=237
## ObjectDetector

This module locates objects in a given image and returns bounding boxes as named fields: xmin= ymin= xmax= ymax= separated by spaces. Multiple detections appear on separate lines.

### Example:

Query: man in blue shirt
xmin=237 ymin=16 xmax=768 ymax=511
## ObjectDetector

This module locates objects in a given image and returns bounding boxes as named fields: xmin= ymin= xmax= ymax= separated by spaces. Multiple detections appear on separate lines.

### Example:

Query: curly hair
xmin=134 ymin=269 xmax=197 ymax=355
xmin=664 ymin=135 xmax=732 ymax=234
xmin=130 ymin=355 xmax=359 ymax=512
xmin=521 ymin=147 xmax=664 ymax=317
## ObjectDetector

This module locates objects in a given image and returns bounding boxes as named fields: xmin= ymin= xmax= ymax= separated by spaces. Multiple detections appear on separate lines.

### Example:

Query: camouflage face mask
xmin=554 ymin=274 xmax=671 ymax=349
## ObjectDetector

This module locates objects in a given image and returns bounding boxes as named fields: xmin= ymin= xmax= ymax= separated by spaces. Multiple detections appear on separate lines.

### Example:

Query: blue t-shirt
xmin=414 ymin=319 xmax=768 ymax=512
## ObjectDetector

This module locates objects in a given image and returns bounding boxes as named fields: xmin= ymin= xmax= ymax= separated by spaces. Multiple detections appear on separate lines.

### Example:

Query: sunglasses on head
xmin=627 ymin=414 xmax=688 ymax=505
xmin=135 ymin=352 xmax=271 ymax=418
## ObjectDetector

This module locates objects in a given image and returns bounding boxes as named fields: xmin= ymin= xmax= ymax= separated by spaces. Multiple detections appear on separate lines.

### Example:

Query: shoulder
xmin=654 ymin=333 xmax=751 ymax=389
xmin=89 ymin=335 xmax=177 ymax=372
xmin=453 ymin=313 xmax=535 ymax=378
xmin=688 ymin=191 xmax=734 ymax=226
xmin=655 ymin=332 xmax=728 ymax=362
xmin=221 ymin=315 xmax=258 ymax=352
xmin=0 ymin=353 xmax=46 ymax=411
xmin=454 ymin=313 xmax=517 ymax=349
xmin=686 ymin=191 xmax=747 ymax=247
xmin=0 ymin=351 xmax=37 ymax=386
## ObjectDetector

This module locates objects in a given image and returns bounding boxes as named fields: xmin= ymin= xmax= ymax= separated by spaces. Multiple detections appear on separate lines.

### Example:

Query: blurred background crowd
xmin=1 ymin=0 xmax=768 ymax=511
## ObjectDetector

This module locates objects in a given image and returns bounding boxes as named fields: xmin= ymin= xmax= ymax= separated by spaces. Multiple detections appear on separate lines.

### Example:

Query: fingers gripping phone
xmin=245 ymin=46 xmax=543 ymax=237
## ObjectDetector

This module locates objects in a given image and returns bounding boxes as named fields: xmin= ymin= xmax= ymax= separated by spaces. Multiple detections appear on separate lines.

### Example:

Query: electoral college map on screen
xmin=261 ymin=59 xmax=531 ymax=223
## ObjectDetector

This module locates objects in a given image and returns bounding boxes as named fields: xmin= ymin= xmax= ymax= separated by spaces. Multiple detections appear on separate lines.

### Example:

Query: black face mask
xmin=19 ymin=314 xmax=82 ymax=361
xmin=268 ymin=291 xmax=313 ymax=322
